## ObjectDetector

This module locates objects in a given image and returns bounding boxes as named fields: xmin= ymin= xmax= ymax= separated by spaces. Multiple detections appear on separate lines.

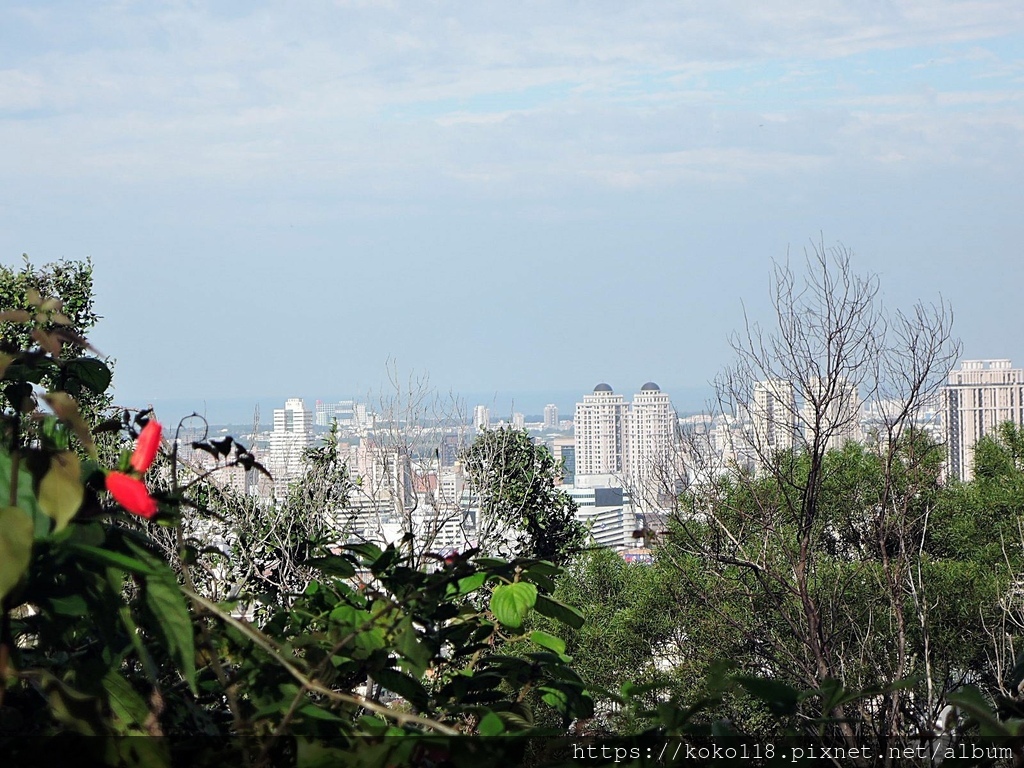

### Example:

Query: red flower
xmin=130 ymin=420 xmax=163 ymax=474
xmin=106 ymin=471 xmax=158 ymax=519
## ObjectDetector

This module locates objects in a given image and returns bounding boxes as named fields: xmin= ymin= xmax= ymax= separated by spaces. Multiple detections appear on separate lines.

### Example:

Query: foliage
xmin=462 ymin=427 xmax=584 ymax=564
xmin=0 ymin=260 xmax=598 ymax=767
xmin=0 ymin=256 xmax=112 ymax=425
xmin=548 ymin=549 xmax=685 ymax=731
xmin=7 ymin=255 xmax=1024 ymax=767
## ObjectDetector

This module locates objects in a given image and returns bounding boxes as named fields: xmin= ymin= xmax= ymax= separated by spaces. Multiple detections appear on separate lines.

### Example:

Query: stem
xmin=182 ymin=589 xmax=460 ymax=736
xmin=175 ymin=504 xmax=254 ymax=767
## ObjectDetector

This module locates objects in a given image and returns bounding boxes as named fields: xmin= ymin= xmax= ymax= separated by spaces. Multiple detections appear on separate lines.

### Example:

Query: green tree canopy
xmin=462 ymin=427 xmax=583 ymax=564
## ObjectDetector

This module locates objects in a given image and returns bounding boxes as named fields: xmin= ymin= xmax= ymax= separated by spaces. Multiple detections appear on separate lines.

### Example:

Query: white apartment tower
xmin=751 ymin=379 xmax=798 ymax=455
xmin=944 ymin=359 xmax=1024 ymax=482
xmin=574 ymin=384 xmax=628 ymax=479
xmin=473 ymin=405 xmax=490 ymax=433
xmin=628 ymin=383 xmax=678 ymax=504
xmin=269 ymin=398 xmax=313 ymax=497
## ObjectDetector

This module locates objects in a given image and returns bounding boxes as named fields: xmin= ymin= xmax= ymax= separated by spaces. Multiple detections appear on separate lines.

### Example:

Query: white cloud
xmin=0 ymin=1 xmax=1022 ymax=195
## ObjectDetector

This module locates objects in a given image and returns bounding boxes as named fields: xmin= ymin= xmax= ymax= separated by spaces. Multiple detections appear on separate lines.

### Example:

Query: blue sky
xmin=1 ymin=1 xmax=1022 ymax=418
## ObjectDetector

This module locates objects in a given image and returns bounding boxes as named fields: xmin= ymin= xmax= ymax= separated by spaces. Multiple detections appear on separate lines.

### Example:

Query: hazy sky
xmin=2 ymin=2 xmax=1022 ymax=416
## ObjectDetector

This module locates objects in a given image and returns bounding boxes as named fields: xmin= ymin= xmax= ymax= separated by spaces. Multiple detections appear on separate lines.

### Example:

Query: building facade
xmin=473 ymin=405 xmax=490 ymax=433
xmin=801 ymin=376 xmax=862 ymax=453
xmin=269 ymin=398 xmax=313 ymax=497
xmin=627 ymin=383 xmax=679 ymax=506
xmin=944 ymin=359 xmax=1024 ymax=482
xmin=543 ymin=404 xmax=559 ymax=430
xmin=573 ymin=383 xmax=629 ymax=479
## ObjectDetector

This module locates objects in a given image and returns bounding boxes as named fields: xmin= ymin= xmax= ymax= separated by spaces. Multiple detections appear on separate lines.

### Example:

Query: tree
xmin=0 ymin=263 xmax=599 ymax=767
xmin=156 ymin=424 xmax=343 ymax=614
xmin=549 ymin=548 xmax=687 ymax=731
xmin=0 ymin=256 xmax=112 ymax=424
xmin=973 ymin=421 xmax=1024 ymax=481
xmin=462 ymin=426 xmax=584 ymax=564
xmin=670 ymin=240 xmax=967 ymax=763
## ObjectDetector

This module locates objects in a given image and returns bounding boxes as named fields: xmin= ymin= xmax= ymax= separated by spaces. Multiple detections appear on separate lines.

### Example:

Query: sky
xmin=1 ymin=1 xmax=1022 ymax=420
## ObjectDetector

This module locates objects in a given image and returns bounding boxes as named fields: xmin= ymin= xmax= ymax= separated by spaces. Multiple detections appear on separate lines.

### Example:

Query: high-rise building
xmin=628 ymin=383 xmax=679 ymax=505
xmin=944 ymin=359 xmax=1024 ymax=482
xmin=438 ymin=433 xmax=462 ymax=469
xmin=473 ymin=405 xmax=490 ymax=432
xmin=512 ymin=412 xmax=525 ymax=430
xmin=572 ymin=381 xmax=683 ymax=501
xmin=315 ymin=400 xmax=355 ymax=428
xmin=552 ymin=437 xmax=576 ymax=484
xmin=802 ymin=377 xmax=862 ymax=453
xmin=543 ymin=404 xmax=559 ymax=430
xmin=751 ymin=379 xmax=798 ymax=457
xmin=269 ymin=398 xmax=313 ymax=496
xmin=574 ymin=383 xmax=629 ymax=480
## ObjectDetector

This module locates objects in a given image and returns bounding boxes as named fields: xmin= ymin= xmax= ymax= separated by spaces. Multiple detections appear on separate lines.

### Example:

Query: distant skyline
xmin=2 ymin=2 xmax=1022 ymax=407
xmin=144 ymin=383 xmax=718 ymax=429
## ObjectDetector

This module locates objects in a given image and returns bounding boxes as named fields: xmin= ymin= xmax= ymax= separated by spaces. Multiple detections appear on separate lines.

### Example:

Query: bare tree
xmin=668 ymin=239 xmax=960 ymax=765
xmin=340 ymin=362 xmax=475 ymax=567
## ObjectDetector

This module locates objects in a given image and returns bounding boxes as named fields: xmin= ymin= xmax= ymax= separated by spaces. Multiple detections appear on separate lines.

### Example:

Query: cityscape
xmin=4 ymin=2 xmax=1024 ymax=762
xmin=180 ymin=357 xmax=1024 ymax=560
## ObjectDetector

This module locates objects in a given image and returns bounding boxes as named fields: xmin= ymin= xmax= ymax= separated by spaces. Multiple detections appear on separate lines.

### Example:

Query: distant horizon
xmin=125 ymin=383 xmax=721 ymax=429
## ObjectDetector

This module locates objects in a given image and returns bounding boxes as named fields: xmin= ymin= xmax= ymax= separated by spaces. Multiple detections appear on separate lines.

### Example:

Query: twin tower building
xmin=573 ymin=382 xmax=682 ymax=507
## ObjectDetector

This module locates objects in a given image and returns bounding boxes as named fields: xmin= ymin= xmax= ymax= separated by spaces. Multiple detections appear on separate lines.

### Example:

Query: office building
xmin=269 ymin=398 xmax=313 ymax=496
xmin=315 ymin=400 xmax=355 ymax=428
xmin=473 ymin=405 xmax=490 ymax=432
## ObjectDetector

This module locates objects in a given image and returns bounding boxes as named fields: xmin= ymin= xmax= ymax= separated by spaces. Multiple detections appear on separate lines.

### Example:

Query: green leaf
xmin=144 ymin=573 xmax=197 ymax=693
xmin=534 ymin=594 xmax=585 ymax=630
xmin=947 ymin=687 xmax=1015 ymax=741
xmin=299 ymin=703 xmax=344 ymax=722
xmin=35 ymin=671 xmax=103 ymax=736
xmin=490 ymin=582 xmax=537 ymax=630
xmin=42 ymin=392 xmax=97 ymax=459
xmin=373 ymin=667 xmax=430 ymax=711
xmin=46 ymin=593 xmax=89 ymax=617
xmin=0 ymin=506 xmax=33 ymax=601
xmin=0 ymin=449 xmax=44 ymax=523
xmin=478 ymin=710 xmax=506 ymax=736
xmin=69 ymin=543 xmax=157 ymax=575
xmin=37 ymin=451 xmax=84 ymax=532
xmin=539 ymin=685 xmax=569 ymax=712
xmin=396 ymin=615 xmax=432 ymax=677
xmin=328 ymin=603 xmax=360 ymax=627
xmin=455 ymin=572 xmax=487 ymax=595
xmin=528 ymin=630 xmax=566 ymax=656
xmin=346 ymin=542 xmax=383 ymax=562
xmin=64 ymin=357 xmax=112 ymax=395
xmin=522 ymin=560 xmax=562 ymax=577
xmin=304 ymin=555 xmax=356 ymax=579
xmin=734 ymin=675 xmax=800 ymax=716
xmin=102 ymin=670 xmax=150 ymax=734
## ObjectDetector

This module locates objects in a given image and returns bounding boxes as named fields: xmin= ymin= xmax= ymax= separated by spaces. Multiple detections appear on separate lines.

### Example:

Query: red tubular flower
xmin=130 ymin=420 xmax=163 ymax=474
xmin=106 ymin=471 xmax=158 ymax=519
